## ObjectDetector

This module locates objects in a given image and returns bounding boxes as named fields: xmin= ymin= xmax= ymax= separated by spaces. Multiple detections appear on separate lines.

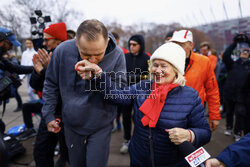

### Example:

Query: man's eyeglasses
xmin=129 ymin=43 xmax=139 ymax=47
xmin=43 ymin=37 xmax=55 ymax=42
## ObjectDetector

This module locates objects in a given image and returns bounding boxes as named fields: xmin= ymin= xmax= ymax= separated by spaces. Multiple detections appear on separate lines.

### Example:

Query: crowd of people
xmin=0 ymin=18 xmax=249 ymax=167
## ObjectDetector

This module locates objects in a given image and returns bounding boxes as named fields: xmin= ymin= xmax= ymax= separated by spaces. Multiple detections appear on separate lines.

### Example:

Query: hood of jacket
xmin=128 ymin=34 xmax=145 ymax=55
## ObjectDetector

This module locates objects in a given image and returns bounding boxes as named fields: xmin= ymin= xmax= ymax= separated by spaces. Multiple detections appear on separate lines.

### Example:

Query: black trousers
xmin=14 ymin=88 xmax=22 ymax=109
xmin=120 ymin=104 xmax=133 ymax=140
xmin=224 ymin=98 xmax=247 ymax=134
xmin=34 ymin=119 xmax=68 ymax=167
xmin=22 ymin=101 xmax=43 ymax=129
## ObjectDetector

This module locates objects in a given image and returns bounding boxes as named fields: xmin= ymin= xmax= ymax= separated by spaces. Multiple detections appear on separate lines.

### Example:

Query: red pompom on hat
xmin=43 ymin=22 xmax=67 ymax=41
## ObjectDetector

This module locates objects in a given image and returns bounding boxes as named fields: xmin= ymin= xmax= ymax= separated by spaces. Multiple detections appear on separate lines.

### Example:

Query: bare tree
xmin=0 ymin=0 xmax=83 ymax=39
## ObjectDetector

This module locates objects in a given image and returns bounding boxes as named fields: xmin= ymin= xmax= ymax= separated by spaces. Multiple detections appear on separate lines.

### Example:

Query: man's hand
xmin=75 ymin=60 xmax=102 ymax=80
xmin=32 ymin=54 xmax=43 ymax=75
xmin=165 ymin=128 xmax=191 ymax=145
xmin=205 ymin=158 xmax=225 ymax=167
xmin=37 ymin=48 xmax=52 ymax=68
xmin=47 ymin=120 xmax=61 ymax=133
xmin=209 ymin=120 xmax=220 ymax=131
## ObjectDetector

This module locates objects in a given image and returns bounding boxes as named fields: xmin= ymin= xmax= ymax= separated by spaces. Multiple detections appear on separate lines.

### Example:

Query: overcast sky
xmin=1 ymin=0 xmax=250 ymax=30
xmin=68 ymin=0 xmax=250 ymax=28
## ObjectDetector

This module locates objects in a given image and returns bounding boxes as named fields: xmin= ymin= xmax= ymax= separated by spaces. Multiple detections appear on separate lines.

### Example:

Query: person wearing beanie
xmin=119 ymin=34 xmax=150 ymax=154
xmin=76 ymin=42 xmax=211 ymax=167
xmin=43 ymin=22 xmax=67 ymax=51
xmin=169 ymin=29 xmax=221 ymax=132
xmin=19 ymin=22 xmax=69 ymax=167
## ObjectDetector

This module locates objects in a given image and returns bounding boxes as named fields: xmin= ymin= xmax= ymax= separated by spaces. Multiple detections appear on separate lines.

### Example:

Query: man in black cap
xmin=120 ymin=34 xmax=150 ymax=154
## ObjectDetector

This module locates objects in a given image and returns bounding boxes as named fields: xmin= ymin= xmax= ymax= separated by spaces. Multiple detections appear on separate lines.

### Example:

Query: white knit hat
xmin=150 ymin=42 xmax=186 ymax=75
xmin=169 ymin=30 xmax=193 ymax=43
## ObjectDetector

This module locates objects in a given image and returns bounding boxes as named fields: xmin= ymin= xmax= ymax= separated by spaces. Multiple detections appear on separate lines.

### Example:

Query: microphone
xmin=178 ymin=141 xmax=210 ymax=167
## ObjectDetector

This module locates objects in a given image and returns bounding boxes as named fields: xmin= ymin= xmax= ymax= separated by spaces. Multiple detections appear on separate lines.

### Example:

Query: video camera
xmin=233 ymin=32 xmax=250 ymax=44
xmin=29 ymin=10 xmax=51 ymax=50
xmin=232 ymin=32 xmax=250 ymax=59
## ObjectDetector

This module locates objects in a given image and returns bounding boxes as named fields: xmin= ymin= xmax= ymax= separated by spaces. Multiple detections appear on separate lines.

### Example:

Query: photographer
xmin=0 ymin=28 xmax=33 ymax=74
xmin=223 ymin=33 xmax=250 ymax=141
xmin=0 ymin=27 xmax=33 ymax=133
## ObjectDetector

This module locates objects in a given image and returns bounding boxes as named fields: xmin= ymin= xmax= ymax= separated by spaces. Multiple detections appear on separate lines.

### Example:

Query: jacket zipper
xmin=149 ymin=128 xmax=155 ymax=167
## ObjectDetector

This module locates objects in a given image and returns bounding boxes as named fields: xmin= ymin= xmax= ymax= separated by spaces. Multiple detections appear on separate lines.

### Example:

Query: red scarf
xmin=139 ymin=82 xmax=179 ymax=128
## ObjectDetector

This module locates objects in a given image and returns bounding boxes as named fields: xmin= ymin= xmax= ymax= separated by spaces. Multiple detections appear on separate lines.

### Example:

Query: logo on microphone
xmin=185 ymin=147 xmax=210 ymax=167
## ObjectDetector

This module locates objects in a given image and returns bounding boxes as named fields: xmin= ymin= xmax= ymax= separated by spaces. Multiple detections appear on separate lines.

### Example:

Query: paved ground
xmin=2 ymin=80 xmax=236 ymax=167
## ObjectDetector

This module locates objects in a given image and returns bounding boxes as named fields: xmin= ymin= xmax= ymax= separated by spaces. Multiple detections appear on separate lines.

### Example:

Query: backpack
xmin=0 ymin=133 xmax=8 ymax=167
xmin=0 ymin=70 xmax=21 ymax=116
xmin=1 ymin=133 xmax=26 ymax=160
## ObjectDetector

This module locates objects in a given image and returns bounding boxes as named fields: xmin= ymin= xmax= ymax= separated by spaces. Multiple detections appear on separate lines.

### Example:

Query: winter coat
xmin=222 ymin=42 xmax=250 ymax=104
xmin=42 ymin=34 xmax=127 ymax=135
xmin=208 ymin=54 xmax=218 ymax=72
xmin=217 ymin=133 xmax=250 ymax=167
xmin=94 ymin=73 xmax=211 ymax=167
xmin=126 ymin=34 xmax=149 ymax=85
xmin=185 ymin=51 xmax=221 ymax=121
xmin=0 ymin=56 xmax=33 ymax=74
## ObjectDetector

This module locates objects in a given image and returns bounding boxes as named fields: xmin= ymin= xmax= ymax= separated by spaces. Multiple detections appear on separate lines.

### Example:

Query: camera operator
xmin=0 ymin=27 xmax=33 ymax=74
xmin=0 ymin=28 xmax=34 ymax=147
xmin=223 ymin=33 xmax=250 ymax=141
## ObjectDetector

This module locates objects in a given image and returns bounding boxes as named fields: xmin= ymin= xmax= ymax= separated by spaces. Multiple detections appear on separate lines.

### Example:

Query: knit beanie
xmin=43 ymin=22 xmax=67 ymax=41
xmin=150 ymin=42 xmax=186 ymax=75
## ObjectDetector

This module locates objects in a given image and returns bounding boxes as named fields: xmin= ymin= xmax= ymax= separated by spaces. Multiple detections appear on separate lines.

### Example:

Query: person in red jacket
xmin=169 ymin=30 xmax=221 ymax=131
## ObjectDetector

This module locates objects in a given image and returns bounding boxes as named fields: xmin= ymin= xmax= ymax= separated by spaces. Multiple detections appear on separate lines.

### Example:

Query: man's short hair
xmin=200 ymin=41 xmax=210 ymax=49
xmin=111 ymin=32 xmax=119 ymax=40
xmin=76 ymin=19 xmax=108 ymax=41
xmin=26 ymin=38 xmax=33 ymax=42
xmin=67 ymin=30 xmax=76 ymax=39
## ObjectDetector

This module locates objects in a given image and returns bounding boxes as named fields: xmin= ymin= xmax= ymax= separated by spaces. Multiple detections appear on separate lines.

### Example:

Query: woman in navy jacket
xmin=76 ymin=42 xmax=211 ymax=167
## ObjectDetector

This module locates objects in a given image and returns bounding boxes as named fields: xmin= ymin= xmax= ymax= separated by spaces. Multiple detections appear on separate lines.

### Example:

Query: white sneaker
xmin=234 ymin=134 xmax=241 ymax=142
xmin=120 ymin=140 xmax=130 ymax=154
xmin=224 ymin=129 xmax=232 ymax=136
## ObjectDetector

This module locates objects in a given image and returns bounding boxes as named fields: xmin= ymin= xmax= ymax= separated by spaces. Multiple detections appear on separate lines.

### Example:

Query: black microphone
xmin=178 ymin=141 xmax=206 ymax=167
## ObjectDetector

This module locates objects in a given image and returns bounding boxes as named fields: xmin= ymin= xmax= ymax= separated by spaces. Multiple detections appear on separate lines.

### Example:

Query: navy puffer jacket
xmin=94 ymin=73 xmax=211 ymax=167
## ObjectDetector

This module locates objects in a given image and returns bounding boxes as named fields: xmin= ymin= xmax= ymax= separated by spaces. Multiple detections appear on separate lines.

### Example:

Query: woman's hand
xmin=166 ymin=128 xmax=192 ymax=145
xmin=75 ymin=60 xmax=102 ymax=80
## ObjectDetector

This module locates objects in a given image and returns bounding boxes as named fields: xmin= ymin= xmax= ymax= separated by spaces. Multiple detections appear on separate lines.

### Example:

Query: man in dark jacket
xmin=120 ymin=34 xmax=149 ymax=154
xmin=22 ymin=22 xmax=69 ymax=167
xmin=206 ymin=133 xmax=250 ymax=167
xmin=0 ymin=28 xmax=33 ymax=133
xmin=0 ymin=28 xmax=33 ymax=74
xmin=223 ymin=34 xmax=250 ymax=141
xmin=42 ymin=19 xmax=127 ymax=167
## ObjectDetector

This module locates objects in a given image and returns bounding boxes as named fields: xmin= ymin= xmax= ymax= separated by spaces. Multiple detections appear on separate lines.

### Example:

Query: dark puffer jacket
xmin=222 ymin=42 xmax=250 ymax=104
xmin=94 ymin=73 xmax=211 ymax=167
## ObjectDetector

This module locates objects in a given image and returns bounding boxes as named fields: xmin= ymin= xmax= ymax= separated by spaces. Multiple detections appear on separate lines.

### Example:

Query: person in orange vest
xmin=169 ymin=30 xmax=221 ymax=131
xmin=200 ymin=41 xmax=218 ymax=72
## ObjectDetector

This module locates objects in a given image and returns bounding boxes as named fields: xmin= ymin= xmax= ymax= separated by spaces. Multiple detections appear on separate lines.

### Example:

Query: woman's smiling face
xmin=151 ymin=59 xmax=176 ymax=85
